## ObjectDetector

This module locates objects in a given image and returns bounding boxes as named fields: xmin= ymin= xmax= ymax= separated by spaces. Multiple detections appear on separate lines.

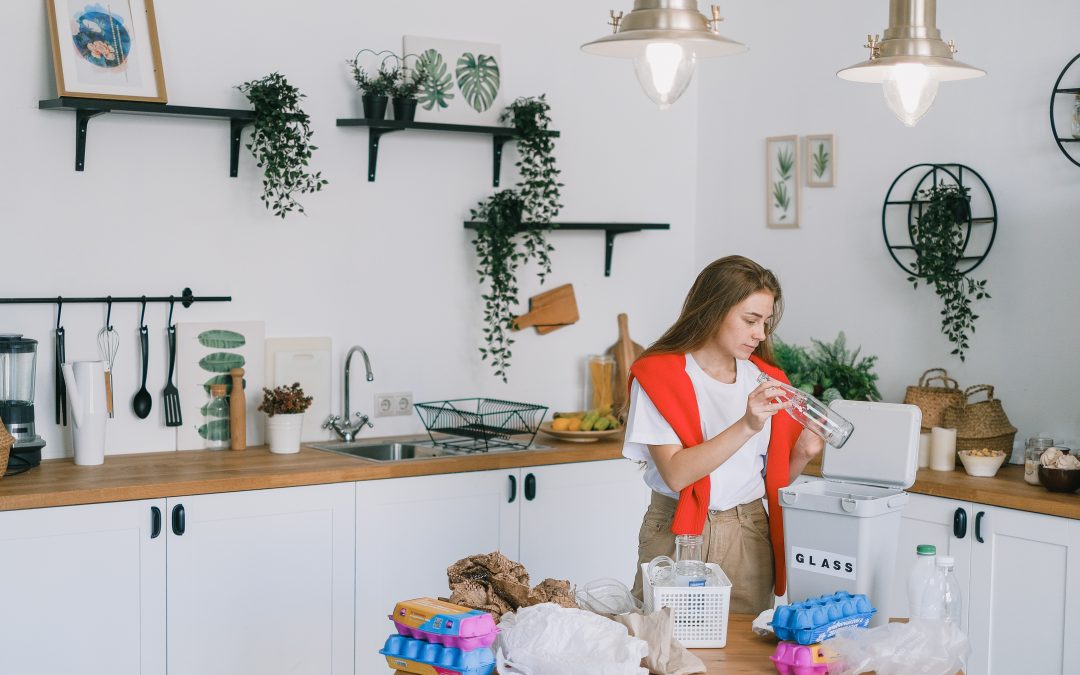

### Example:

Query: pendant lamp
xmin=837 ymin=0 xmax=984 ymax=127
xmin=582 ymin=2 xmax=746 ymax=110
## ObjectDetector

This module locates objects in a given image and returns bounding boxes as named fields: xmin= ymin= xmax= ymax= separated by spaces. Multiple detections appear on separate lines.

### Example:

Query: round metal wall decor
xmin=1050 ymin=52 xmax=1080 ymax=168
xmin=882 ymin=163 xmax=997 ymax=278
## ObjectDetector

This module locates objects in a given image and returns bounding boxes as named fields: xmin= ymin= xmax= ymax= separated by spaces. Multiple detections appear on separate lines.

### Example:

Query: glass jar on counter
xmin=1024 ymin=436 xmax=1055 ymax=485
xmin=583 ymin=354 xmax=615 ymax=412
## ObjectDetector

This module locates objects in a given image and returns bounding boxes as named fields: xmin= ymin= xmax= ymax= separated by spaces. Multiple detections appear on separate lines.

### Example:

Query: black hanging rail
xmin=0 ymin=288 xmax=230 ymax=308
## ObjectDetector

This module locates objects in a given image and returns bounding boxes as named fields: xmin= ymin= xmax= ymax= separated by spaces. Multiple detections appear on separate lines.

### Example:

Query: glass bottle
xmin=1072 ymin=93 xmax=1080 ymax=139
xmin=584 ymin=354 xmax=615 ymax=412
xmin=1024 ymin=436 xmax=1055 ymax=485
xmin=756 ymin=373 xmax=855 ymax=448
xmin=203 ymin=383 xmax=230 ymax=450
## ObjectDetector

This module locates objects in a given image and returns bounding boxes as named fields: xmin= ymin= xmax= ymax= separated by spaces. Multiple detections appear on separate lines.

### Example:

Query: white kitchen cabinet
xmin=166 ymin=483 xmax=355 ymax=675
xmin=0 ymin=498 xmax=167 ymax=675
xmin=966 ymin=505 xmax=1080 ymax=675
xmin=892 ymin=493 xmax=1080 ymax=675
xmin=518 ymin=459 xmax=650 ymax=587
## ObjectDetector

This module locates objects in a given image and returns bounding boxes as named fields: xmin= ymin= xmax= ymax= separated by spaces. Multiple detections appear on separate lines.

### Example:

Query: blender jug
xmin=0 ymin=335 xmax=46 ymax=473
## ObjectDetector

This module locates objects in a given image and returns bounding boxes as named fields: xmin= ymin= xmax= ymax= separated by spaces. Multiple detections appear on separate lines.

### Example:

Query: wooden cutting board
xmin=607 ymin=313 xmax=644 ymax=413
xmin=513 ymin=284 xmax=579 ymax=334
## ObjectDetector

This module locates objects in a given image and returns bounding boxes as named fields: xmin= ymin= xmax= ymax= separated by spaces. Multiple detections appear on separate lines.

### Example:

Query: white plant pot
xmin=266 ymin=413 xmax=304 ymax=454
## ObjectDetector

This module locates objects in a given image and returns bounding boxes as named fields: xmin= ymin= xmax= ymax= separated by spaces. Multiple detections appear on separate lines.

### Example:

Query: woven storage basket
xmin=904 ymin=368 xmax=965 ymax=432
xmin=0 ymin=416 xmax=13 ymax=480
xmin=942 ymin=385 xmax=1018 ymax=457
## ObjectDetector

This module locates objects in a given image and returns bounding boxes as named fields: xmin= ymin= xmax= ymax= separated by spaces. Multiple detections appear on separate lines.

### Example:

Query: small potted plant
xmin=390 ymin=65 xmax=427 ymax=122
xmin=348 ymin=58 xmax=397 ymax=120
xmin=258 ymin=383 xmax=312 ymax=454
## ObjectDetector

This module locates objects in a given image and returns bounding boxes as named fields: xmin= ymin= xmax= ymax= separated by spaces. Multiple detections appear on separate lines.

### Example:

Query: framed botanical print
xmin=403 ymin=35 xmax=504 ymax=125
xmin=805 ymin=134 xmax=836 ymax=187
xmin=766 ymin=135 xmax=799 ymax=228
xmin=45 ymin=0 xmax=167 ymax=102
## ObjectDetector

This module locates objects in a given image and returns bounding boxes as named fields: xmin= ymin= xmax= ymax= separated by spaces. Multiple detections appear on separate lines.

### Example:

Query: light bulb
xmin=882 ymin=63 xmax=939 ymax=127
xmin=632 ymin=42 xmax=696 ymax=109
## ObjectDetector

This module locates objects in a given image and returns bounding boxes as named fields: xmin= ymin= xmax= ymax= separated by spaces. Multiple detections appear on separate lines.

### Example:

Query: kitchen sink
xmin=309 ymin=438 xmax=545 ymax=462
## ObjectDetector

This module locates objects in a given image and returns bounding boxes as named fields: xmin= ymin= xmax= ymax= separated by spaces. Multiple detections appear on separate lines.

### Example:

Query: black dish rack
xmin=414 ymin=398 xmax=548 ymax=452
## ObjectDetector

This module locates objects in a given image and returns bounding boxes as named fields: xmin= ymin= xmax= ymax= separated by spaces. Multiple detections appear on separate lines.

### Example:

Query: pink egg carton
xmin=393 ymin=621 xmax=498 ymax=651
xmin=390 ymin=597 xmax=499 ymax=650
xmin=770 ymin=642 xmax=842 ymax=675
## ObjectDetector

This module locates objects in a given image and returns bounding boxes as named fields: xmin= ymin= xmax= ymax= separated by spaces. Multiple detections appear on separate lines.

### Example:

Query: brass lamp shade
xmin=581 ymin=1 xmax=747 ymax=58
xmin=837 ymin=0 xmax=984 ymax=83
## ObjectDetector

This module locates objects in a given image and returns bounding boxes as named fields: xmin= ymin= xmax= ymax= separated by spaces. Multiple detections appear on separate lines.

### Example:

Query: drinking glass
xmin=674 ymin=534 xmax=707 ymax=585
xmin=756 ymin=373 xmax=855 ymax=448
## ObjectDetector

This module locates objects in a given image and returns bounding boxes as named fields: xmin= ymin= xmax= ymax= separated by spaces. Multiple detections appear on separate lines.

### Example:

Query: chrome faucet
xmin=323 ymin=345 xmax=375 ymax=442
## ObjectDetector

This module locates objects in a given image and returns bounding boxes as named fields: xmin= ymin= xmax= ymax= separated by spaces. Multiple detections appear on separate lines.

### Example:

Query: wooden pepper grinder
xmin=229 ymin=368 xmax=246 ymax=450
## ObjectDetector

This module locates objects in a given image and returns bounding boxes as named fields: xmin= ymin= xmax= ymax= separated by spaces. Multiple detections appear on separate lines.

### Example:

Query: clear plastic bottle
xmin=203 ymin=383 xmax=230 ymax=450
xmin=920 ymin=555 xmax=963 ymax=625
xmin=907 ymin=544 xmax=937 ymax=618
xmin=756 ymin=372 xmax=855 ymax=448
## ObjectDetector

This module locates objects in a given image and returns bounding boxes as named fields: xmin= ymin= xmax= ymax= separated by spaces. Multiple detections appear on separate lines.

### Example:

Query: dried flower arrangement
xmin=258 ymin=383 xmax=313 ymax=417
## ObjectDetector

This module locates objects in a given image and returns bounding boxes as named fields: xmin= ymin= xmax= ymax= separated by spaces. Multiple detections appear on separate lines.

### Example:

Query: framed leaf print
xmin=766 ymin=136 xmax=800 ymax=228
xmin=805 ymin=134 xmax=836 ymax=187
xmin=45 ymin=0 xmax=167 ymax=102
xmin=403 ymin=35 xmax=504 ymax=125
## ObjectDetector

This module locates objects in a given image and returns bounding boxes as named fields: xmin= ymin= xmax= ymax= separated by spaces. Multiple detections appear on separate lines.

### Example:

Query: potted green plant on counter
xmin=470 ymin=95 xmax=562 ymax=383
xmin=908 ymin=182 xmax=990 ymax=361
xmin=773 ymin=332 xmax=881 ymax=402
xmin=237 ymin=72 xmax=328 ymax=218
xmin=258 ymin=383 xmax=312 ymax=454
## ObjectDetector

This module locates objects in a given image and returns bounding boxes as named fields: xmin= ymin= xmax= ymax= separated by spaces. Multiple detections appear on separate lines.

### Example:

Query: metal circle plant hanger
xmin=1049 ymin=52 xmax=1080 ymax=168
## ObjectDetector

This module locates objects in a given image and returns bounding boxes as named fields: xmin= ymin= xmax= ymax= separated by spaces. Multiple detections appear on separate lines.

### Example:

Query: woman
xmin=625 ymin=255 xmax=824 ymax=614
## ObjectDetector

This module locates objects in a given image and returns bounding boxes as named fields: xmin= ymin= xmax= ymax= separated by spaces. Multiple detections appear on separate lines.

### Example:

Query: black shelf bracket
xmin=337 ymin=118 xmax=559 ymax=186
xmin=464 ymin=222 xmax=670 ymax=277
xmin=40 ymin=98 xmax=255 ymax=176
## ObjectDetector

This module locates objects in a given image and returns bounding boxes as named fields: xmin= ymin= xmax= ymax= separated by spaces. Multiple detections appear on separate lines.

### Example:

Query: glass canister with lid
xmin=1024 ymin=436 xmax=1055 ymax=485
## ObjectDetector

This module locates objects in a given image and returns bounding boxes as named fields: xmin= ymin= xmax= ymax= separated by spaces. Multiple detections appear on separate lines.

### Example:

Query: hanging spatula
xmin=162 ymin=324 xmax=182 ymax=427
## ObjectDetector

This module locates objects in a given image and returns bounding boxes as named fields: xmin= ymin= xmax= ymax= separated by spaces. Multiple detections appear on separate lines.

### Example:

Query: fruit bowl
xmin=538 ymin=421 xmax=621 ymax=443
xmin=957 ymin=450 xmax=1007 ymax=477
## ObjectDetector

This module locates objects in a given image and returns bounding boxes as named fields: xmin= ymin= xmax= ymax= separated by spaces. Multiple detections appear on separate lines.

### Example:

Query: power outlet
xmin=375 ymin=392 xmax=413 ymax=417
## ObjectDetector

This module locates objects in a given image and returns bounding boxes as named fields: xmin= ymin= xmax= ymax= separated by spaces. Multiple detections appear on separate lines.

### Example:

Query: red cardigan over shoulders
xmin=629 ymin=352 xmax=801 ymax=596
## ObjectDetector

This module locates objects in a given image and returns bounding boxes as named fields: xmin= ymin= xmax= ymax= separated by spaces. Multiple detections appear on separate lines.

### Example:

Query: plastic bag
xmin=575 ymin=577 xmax=644 ymax=616
xmin=823 ymin=619 xmax=970 ymax=675
xmin=495 ymin=602 xmax=649 ymax=675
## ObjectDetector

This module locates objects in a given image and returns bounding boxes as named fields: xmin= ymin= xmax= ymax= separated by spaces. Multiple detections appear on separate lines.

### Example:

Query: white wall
xmin=3 ymin=1 xmax=700 ymax=458
xmin=695 ymin=0 xmax=1080 ymax=449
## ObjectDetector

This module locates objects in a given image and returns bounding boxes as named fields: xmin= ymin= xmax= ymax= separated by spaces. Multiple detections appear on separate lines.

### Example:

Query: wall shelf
xmin=39 ymin=97 xmax=255 ymax=175
xmin=464 ymin=222 xmax=670 ymax=277
xmin=337 ymin=118 xmax=560 ymax=185
xmin=1050 ymin=54 xmax=1080 ymax=167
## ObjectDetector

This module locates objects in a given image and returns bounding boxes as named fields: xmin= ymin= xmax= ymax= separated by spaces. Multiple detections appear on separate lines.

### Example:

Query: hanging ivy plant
xmin=471 ymin=95 xmax=563 ymax=382
xmin=237 ymin=72 xmax=327 ymax=218
xmin=908 ymin=182 xmax=990 ymax=361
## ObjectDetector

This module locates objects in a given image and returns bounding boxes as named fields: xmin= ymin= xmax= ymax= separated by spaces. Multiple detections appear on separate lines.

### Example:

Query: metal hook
xmin=167 ymin=296 xmax=176 ymax=327
xmin=56 ymin=297 xmax=63 ymax=329
xmin=139 ymin=296 xmax=148 ymax=329
xmin=105 ymin=297 xmax=113 ymax=331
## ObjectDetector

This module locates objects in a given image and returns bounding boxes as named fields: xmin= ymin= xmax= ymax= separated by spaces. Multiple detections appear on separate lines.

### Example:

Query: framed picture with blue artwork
xmin=403 ymin=35 xmax=504 ymax=125
xmin=45 ymin=0 xmax=167 ymax=102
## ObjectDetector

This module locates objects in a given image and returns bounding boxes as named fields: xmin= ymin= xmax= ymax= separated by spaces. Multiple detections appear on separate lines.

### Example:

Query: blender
xmin=0 ymin=335 xmax=46 ymax=474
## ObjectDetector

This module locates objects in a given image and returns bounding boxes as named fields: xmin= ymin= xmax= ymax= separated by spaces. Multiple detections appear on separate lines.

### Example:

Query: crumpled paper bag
xmin=606 ymin=607 xmax=706 ymax=675
xmin=447 ymin=551 xmax=577 ymax=619
xmin=496 ymin=603 xmax=649 ymax=675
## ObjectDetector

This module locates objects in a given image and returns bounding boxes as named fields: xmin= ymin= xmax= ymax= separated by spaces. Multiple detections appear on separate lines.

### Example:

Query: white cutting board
xmin=265 ymin=338 xmax=332 ymax=441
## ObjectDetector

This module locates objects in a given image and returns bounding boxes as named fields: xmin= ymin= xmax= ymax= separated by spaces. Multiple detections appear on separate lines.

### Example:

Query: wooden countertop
xmin=0 ymin=436 xmax=624 ymax=512
xmin=692 ymin=613 xmax=780 ymax=672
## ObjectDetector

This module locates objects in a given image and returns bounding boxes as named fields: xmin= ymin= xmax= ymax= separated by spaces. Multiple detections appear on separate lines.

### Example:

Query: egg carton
xmin=771 ymin=591 xmax=875 ymax=645
xmin=380 ymin=634 xmax=495 ymax=675
xmin=391 ymin=597 xmax=499 ymax=650
xmin=770 ymin=641 xmax=842 ymax=675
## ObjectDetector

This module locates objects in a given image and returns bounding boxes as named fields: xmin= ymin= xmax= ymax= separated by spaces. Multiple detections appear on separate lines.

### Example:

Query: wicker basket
xmin=903 ymin=368 xmax=966 ymax=432
xmin=942 ymin=385 xmax=1018 ymax=456
xmin=0 ymin=416 xmax=14 ymax=480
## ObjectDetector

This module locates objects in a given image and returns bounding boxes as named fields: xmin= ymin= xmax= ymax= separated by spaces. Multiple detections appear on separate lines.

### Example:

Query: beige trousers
xmin=632 ymin=491 xmax=775 ymax=616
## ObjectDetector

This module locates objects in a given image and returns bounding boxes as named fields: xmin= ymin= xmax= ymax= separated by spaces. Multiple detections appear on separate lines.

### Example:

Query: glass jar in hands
xmin=756 ymin=373 xmax=854 ymax=448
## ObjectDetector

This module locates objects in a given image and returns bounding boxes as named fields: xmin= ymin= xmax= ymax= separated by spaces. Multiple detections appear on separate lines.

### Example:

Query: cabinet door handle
xmin=524 ymin=473 xmax=536 ymax=501
xmin=953 ymin=507 xmax=967 ymax=539
xmin=975 ymin=511 xmax=985 ymax=543
xmin=171 ymin=504 xmax=186 ymax=536
xmin=508 ymin=474 xmax=517 ymax=503
xmin=150 ymin=506 xmax=161 ymax=539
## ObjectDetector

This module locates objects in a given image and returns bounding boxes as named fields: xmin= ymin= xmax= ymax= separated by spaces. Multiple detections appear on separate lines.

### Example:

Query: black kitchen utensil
xmin=54 ymin=301 xmax=67 ymax=426
xmin=132 ymin=301 xmax=152 ymax=419
xmin=162 ymin=301 xmax=182 ymax=427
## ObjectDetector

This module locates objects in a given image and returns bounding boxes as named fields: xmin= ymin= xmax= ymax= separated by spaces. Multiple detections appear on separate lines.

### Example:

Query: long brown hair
xmin=639 ymin=255 xmax=784 ymax=365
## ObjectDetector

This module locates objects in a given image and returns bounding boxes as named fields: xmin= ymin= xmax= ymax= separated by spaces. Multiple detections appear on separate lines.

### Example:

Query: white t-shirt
xmin=622 ymin=355 xmax=772 ymax=512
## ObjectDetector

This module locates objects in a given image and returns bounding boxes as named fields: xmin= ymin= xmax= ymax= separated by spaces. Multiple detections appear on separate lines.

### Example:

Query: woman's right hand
xmin=742 ymin=379 xmax=791 ymax=432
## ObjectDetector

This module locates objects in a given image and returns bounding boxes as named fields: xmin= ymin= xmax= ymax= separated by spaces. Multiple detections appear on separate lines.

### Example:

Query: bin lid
xmin=820 ymin=401 xmax=921 ymax=489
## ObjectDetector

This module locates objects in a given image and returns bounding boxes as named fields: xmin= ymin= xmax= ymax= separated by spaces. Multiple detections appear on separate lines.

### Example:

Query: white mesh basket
xmin=641 ymin=562 xmax=732 ymax=648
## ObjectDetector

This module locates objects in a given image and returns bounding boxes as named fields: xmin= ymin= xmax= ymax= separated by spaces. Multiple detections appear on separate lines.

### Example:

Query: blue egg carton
xmin=772 ymin=591 xmax=876 ymax=645
xmin=379 ymin=633 xmax=495 ymax=675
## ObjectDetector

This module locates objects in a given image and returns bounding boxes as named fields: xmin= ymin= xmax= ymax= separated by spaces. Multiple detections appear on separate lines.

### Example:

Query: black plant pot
xmin=392 ymin=98 xmax=418 ymax=122
xmin=361 ymin=94 xmax=388 ymax=120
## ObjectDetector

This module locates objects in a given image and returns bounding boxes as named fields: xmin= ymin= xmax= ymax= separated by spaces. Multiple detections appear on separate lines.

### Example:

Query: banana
xmin=593 ymin=416 xmax=611 ymax=431
xmin=553 ymin=411 xmax=586 ymax=419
